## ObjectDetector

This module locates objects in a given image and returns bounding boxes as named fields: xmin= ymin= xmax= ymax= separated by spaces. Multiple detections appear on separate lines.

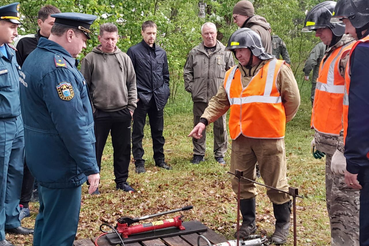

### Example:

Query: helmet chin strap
xmin=356 ymin=23 xmax=369 ymax=40
xmin=245 ymin=48 xmax=254 ymax=69
xmin=356 ymin=28 xmax=363 ymax=39
xmin=329 ymin=35 xmax=342 ymax=47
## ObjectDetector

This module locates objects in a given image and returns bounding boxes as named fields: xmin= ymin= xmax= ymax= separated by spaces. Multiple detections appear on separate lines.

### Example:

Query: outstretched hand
xmin=188 ymin=122 xmax=206 ymax=139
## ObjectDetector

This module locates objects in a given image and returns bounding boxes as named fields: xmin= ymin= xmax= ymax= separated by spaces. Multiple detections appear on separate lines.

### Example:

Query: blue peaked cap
xmin=0 ymin=2 xmax=21 ymax=24
xmin=51 ymin=12 xmax=97 ymax=39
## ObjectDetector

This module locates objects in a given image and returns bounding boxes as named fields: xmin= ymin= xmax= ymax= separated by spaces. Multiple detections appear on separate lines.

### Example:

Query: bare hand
xmin=87 ymin=173 xmax=100 ymax=194
xmin=304 ymin=76 xmax=309 ymax=81
xmin=188 ymin=122 xmax=206 ymax=139
xmin=344 ymin=170 xmax=362 ymax=189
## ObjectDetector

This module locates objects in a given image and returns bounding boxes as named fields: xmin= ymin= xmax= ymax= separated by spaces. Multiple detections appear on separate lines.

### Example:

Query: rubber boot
xmin=234 ymin=198 xmax=257 ymax=239
xmin=271 ymin=201 xmax=291 ymax=245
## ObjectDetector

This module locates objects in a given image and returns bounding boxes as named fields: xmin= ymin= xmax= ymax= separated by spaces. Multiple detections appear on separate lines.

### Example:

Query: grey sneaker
xmin=215 ymin=157 xmax=226 ymax=165
xmin=19 ymin=206 xmax=30 ymax=221
xmin=0 ymin=240 xmax=15 ymax=246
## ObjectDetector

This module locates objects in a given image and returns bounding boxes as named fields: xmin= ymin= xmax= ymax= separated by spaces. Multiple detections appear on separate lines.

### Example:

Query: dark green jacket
xmin=183 ymin=40 xmax=234 ymax=103
xmin=303 ymin=42 xmax=326 ymax=85
xmin=272 ymin=34 xmax=291 ymax=64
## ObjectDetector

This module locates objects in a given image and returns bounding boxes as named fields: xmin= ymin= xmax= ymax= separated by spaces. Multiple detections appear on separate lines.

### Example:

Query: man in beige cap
xmin=232 ymin=0 xmax=272 ymax=53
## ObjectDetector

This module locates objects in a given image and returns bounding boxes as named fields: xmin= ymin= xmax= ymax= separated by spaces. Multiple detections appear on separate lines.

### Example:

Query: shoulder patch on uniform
xmin=54 ymin=55 xmax=67 ymax=68
xmin=56 ymin=82 xmax=74 ymax=101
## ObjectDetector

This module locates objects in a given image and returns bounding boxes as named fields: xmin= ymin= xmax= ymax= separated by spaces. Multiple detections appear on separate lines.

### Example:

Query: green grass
xmin=13 ymin=77 xmax=330 ymax=246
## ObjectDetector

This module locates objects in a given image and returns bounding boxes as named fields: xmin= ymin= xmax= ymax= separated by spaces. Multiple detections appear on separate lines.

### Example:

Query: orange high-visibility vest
xmin=343 ymin=36 xmax=369 ymax=143
xmin=224 ymin=59 xmax=286 ymax=140
xmin=311 ymin=42 xmax=354 ymax=136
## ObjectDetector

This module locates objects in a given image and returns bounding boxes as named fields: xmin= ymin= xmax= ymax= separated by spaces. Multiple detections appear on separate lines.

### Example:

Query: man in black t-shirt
xmin=15 ymin=5 xmax=60 ymax=66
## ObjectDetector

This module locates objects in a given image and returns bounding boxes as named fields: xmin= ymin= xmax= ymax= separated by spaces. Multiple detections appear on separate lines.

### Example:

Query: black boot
xmin=234 ymin=198 xmax=257 ymax=239
xmin=271 ymin=201 xmax=291 ymax=245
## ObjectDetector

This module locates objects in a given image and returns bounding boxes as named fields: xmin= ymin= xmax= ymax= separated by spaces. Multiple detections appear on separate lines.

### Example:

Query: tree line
xmin=8 ymin=0 xmax=323 ymax=99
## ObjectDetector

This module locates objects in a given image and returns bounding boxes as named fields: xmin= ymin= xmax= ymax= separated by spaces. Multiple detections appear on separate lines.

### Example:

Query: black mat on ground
xmin=105 ymin=220 xmax=208 ymax=245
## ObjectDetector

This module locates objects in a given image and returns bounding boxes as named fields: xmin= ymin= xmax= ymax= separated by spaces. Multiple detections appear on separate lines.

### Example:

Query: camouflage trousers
xmin=325 ymin=153 xmax=360 ymax=246
xmin=314 ymin=131 xmax=360 ymax=245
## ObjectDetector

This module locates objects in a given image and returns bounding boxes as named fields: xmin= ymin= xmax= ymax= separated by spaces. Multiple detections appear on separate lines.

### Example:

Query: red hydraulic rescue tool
xmin=115 ymin=205 xmax=193 ymax=238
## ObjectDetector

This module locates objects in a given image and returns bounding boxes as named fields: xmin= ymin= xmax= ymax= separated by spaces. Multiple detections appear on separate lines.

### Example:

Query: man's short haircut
xmin=99 ymin=23 xmax=118 ymax=36
xmin=38 ymin=5 xmax=60 ymax=22
xmin=51 ymin=23 xmax=82 ymax=37
xmin=142 ymin=21 xmax=157 ymax=31
xmin=201 ymin=22 xmax=217 ymax=34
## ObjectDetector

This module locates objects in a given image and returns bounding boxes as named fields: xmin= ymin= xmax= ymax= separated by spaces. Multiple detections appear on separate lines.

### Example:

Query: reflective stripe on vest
xmin=224 ymin=59 xmax=285 ymax=140
xmin=343 ymin=36 xmax=369 ymax=142
xmin=312 ymin=42 xmax=353 ymax=135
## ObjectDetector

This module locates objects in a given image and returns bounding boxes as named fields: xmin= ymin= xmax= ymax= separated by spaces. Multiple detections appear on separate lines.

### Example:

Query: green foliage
xmin=6 ymin=0 xmax=324 ymax=98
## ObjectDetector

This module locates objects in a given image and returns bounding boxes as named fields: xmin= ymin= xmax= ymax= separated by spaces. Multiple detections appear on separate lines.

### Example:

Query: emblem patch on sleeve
xmin=56 ymin=82 xmax=74 ymax=101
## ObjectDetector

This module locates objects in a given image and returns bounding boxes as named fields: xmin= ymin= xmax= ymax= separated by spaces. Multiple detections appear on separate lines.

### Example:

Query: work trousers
xmin=34 ymin=186 xmax=81 ymax=246
xmin=132 ymin=99 xmax=165 ymax=166
xmin=192 ymin=102 xmax=227 ymax=158
xmin=94 ymin=108 xmax=131 ymax=185
xmin=230 ymin=136 xmax=290 ymax=204
xmin=0 ymin=116 xmax=24 ymax=241
xmin=358 ymin=167 xmax=369 ymax=246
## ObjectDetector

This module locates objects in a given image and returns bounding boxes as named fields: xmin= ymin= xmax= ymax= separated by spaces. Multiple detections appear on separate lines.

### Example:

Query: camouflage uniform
xmin=315 ymin=132 xmax=360 ymax=245
xmin=303 ymin=42 xmax=326 ymax=104
xmin=314 ymin=35 xmax=359 ymax=246
xmin=271 ymin=34 xmax=291 ymax=64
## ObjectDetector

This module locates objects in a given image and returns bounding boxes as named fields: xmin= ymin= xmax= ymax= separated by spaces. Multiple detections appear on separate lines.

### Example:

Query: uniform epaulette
xmin=8 ymin=43 xmax=17 ymax=51
xmin=54 ymin=55 xmax=67 ymax=68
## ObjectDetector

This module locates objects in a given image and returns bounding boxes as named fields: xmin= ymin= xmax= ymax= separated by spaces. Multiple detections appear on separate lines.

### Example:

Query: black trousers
xmin=94 ymin=108 xmax=131 ymax=185
xmin=132 ymin=99 xmax=165 ymax=166
xmin=20 ymin=159 xmax=34 ymax=208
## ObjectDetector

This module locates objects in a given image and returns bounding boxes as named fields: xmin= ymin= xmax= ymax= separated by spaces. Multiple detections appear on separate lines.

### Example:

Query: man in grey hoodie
xmin=81 ymin=23 xmax=137 ymax=193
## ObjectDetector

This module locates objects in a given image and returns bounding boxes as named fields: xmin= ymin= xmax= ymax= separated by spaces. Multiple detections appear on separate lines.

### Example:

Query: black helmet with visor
xmin=226 ymin=28 xmax=272 ymax=61
xmin=302 ymin=1 xmax=345 ymax=37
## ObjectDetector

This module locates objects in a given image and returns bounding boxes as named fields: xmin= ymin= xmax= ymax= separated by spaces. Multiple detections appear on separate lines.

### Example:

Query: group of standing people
xmin=80 ymin=19 xmax=172 ymax=194
xmin=303 ymin=1 xmax=360 ymax=245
